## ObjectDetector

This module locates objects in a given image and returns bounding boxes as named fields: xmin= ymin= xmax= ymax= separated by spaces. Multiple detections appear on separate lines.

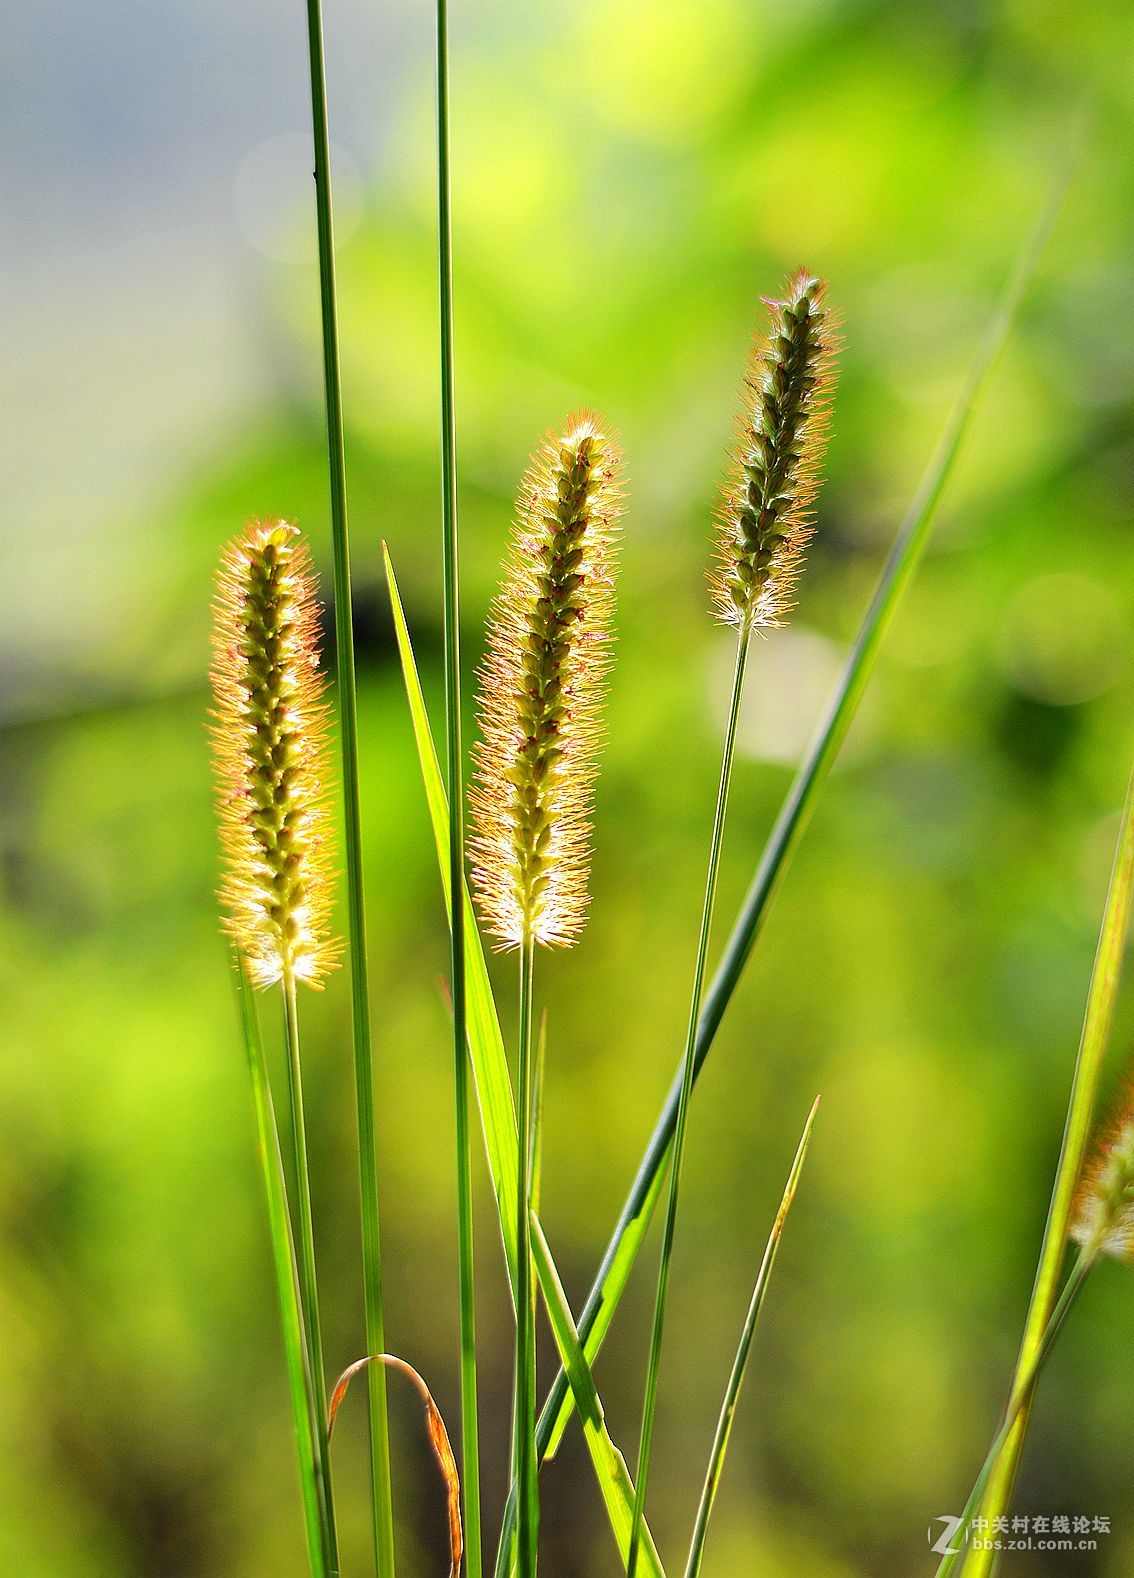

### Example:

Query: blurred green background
xmin=4 ymin=0 xmax=1134 ymax=1574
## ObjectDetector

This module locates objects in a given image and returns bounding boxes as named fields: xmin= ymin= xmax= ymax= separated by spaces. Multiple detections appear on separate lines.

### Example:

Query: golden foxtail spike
xmin=210 ymin=520 xmax=339 ymax=988
xmin=711 ymin=269 xmax=837 ymax=631
xmin=470 ymin=412 xmax=623 ymax=950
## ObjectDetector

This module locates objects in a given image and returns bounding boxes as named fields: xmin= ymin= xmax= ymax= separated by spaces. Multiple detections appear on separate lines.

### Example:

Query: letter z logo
xmin=929 ymin=1516 xmax=966 ymax=1556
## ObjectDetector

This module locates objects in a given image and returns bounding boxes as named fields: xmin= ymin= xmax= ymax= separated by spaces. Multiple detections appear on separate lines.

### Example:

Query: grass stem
xmin=939 ymin=1253 xmax=1093 ymax=1577
xmin=301 ymin=0 xmax=397 ymax=1568
xmin=235 ymin=960 xmax=330 ymax=1577
xmin=514 ymin=933 xmax=539 ymax=1575
xmin=627 ymin=627 xmax=751 ymax=1577
xmin=433 ymin=1 xmax=482 ymax=1571
xmin=281 ymin=967 xmax=340 ymax=1575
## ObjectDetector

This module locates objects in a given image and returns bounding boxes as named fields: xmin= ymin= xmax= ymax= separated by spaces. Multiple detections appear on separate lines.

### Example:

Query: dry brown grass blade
xmin=329 ymin=1354 xmax=463 ymax=1578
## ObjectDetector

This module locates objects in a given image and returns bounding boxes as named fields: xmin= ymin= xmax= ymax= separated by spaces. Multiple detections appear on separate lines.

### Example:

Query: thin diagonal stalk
xmin=940 ymin=1253 xmax=1093 ymax=1578
xmin=282 ymin=967 xmax=340 ymax=1576
xmin=235 ymin=959 xmax=329 ymax=1578
xmin=301 ymin=0 xmax=396 ymax=1569
xmin=514 ymin=934 xmax=539 ymax=1576
xmin=627 ymin=628 xmax=751 ymax=1577
xmin=532 ymin=1218 xmax=666 ymax=1574
xmin=518 ymin=170 xmax=1070 ymax=1502
xmin=684 ymin=1096 xmax=820 ymax=1578
xmin=434 ymin=1 xmax=482 ymax=1571
xmin=962 ymin=763 xmax=1134 ymax=1574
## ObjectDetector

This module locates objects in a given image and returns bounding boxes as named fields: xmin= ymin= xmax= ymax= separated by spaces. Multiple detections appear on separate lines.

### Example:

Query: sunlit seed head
xmin=210 ymin=520 xmax=338 ymax=988
xmin=1071 ymin=1082 xmax=1134 ymax=1264
xmin=470 ymin=412 xmax=623 ymax=950
xmin=711 ymin=269 xmax=837 ymax=631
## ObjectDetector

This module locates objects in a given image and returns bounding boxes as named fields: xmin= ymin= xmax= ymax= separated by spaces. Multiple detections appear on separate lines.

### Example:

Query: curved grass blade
xmin=233 ymin=955 xmax=331 ymax=1578
xmin=962 ymin=763 xmax=1134 ymax=1574
xmin=684 ymin=1097 xmax=820 ymax=1578
xmin=385 ymin=544 xmax=520 ymax=1293
xmin=388 ymin=547 xmax=657 ymax=1574
xmin=530 ymin=166 xmax=1072 ymax=1475
xmin=532 ymin=1219 xmax=666 ymax=1576
xmin=329 ymin=1354 xmax=463 ymax=1578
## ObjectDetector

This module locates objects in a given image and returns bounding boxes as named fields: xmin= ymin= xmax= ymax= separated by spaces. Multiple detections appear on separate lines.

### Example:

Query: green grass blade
xmin=301 ymin=0 xmax=396 ymax=1568
xmin=234 ymin=957 xmax=330 ymax=1578
xmin=389 ymin=546 xmax=655 ymax=1578
xmin=962 ymin=763 xmax=1134 ymax=1574
xmin=532 ymin=1219 xmax=666 ymax=1577
xmin=431 ymin=0 xmax=482 ymax=1568
xmin=941 ymin=1254 xmax=1092 ymax=1578
xmin=280 ymin=970 xmax=340 ymax=1572
xmin=684 ymin=1097 xmax=819 ymax=1578
xmin=530 ymin=167 xmax=1071 ymax=1471
xmin=384 ymin=545 xmax=519 ymax=1293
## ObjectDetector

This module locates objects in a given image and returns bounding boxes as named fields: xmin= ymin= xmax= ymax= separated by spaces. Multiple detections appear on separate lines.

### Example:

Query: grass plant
xmin=469 ymin=416 xmax=624 ymax=1575
xmin=627 ymin=271 xmax=835 ymax=1576
xmin=198 ymin=22 xmax=1117 ymax=1577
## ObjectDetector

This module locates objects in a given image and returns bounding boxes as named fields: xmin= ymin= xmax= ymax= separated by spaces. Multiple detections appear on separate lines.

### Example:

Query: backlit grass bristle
xmin=711 ymin=269 xmax=837 ymax=630
xmin=470 ymin=411 xmax=623 ymax=950
xmin=211 ymin=520 xmax=338 ymax=988
xmin=1070 ymin=1082 xmax=1134 ymax=1264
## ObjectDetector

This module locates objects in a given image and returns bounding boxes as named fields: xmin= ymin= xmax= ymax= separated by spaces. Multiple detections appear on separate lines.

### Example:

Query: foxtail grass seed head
xmin=711 ymin=269 xmax=836 ymax=631
xmin=1071 ymin=1083 xmax=1134 ymax=1264
xmin=211 ymin=521 xmax=338 ymax=988
xmin=471 ymin=412 xmax=623 ymax=950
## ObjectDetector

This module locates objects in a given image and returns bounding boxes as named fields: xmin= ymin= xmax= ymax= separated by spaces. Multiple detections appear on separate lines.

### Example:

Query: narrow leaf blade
xmin=234 ymin=958 xmax=329 ymax=1578
xmin=967 ymin=761 xmax=1134 ymax=1570
xmin=532 ymin=1219 xmax=667 ymax=1577
xmin=384 ymin=545 xmax=519 ymax=1296
xmin=684 ymin=1097 xmax=820 ymax=1578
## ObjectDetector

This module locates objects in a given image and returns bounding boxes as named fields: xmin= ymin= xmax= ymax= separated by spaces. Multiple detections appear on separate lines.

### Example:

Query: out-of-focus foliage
xmin=3 ymin=0 xmax=1133 ymax=1574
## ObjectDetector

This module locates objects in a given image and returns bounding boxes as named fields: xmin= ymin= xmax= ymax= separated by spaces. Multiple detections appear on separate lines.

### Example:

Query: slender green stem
xmin=301 ymin=0 xmax=397 ymax=1569
xmin=939 ymin=1253 xmax=1094 ymax=1578
xmin=627 ymin=627 xmax=751 ymax=1577
xmin=963 ymin=763 xmax=1134 ymax=1574
xmin=282 ymin=967 xmax=340 ymax=1577
xmin=512 ymin=171 xmax=1070 ymax=1516
xmin=433 ymin=2 xmax=482 ymax=1571
xmin=684 ymin=1096 xmax=820 ymax=1578
xmin=514 ymin=934 xmax=539 ymax=1576
xmin=235 ymin=960 xmax=329 ymax=1578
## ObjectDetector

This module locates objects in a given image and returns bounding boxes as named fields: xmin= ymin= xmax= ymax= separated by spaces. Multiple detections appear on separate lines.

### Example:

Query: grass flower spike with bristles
xmin=1071 ymin=1083 xmax=1134 ymax=1264
xmin=712 ymin=269 xmax=835 ymax=631
xmin=211 ymin=520 xmax=338 ymax=989
xmin=212 ymin=518 xmax=344 ymax=1577
xmin=470 ymin=410 xmax=623 ymax=952
xmin=470 ymin=410 xmax=622 ymax=1578
xmin=629 ymin=269 xmax=837 ymax=1577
